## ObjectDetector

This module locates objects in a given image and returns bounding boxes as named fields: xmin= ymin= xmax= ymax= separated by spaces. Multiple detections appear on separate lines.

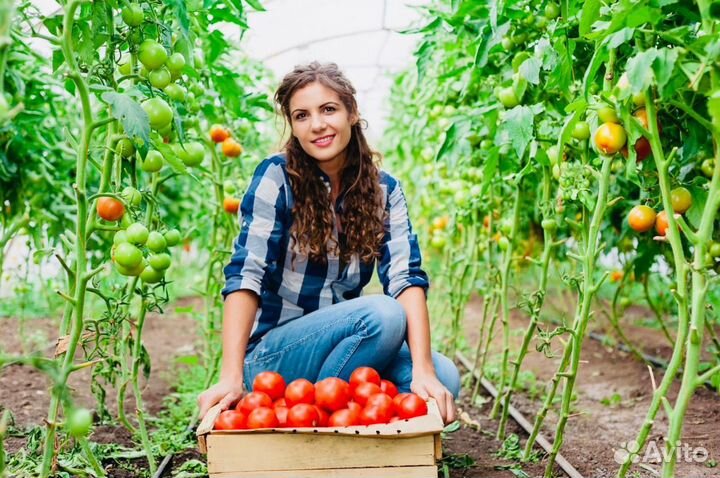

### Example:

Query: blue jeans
xmin=242 ymin=295 xmax=461 ymax=398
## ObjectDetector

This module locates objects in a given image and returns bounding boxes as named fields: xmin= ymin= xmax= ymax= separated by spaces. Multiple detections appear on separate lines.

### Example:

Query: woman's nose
xmin=311 ymin=115 xmax=326 ymax=131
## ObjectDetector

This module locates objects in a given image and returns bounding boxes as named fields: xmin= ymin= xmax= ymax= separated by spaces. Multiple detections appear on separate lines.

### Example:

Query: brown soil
xmin=2 ymin=294 xmax=718 ymax=478
xmin=456 ymin=294 xmax=720 ymax=478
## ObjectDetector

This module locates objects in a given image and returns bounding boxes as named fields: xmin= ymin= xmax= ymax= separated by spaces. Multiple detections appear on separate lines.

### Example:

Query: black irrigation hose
xmin=455 ymin=351 xmax=585 ymax=478
xmin=151 ymin=416 xmax=199 ymax=478
xmin=586 ymin=331 xmax=718 ymax=391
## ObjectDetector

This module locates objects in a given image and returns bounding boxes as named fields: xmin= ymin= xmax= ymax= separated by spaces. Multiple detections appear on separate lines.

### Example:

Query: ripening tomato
xmin=237 ymin=391 xmax=273 ymax=415
xmin=97 ymin=197 xmax=125 ymax=221
xmin=210 ymin=124 xmax=231 ymax=143
xmin=595 ymin=122 xmax=627 ymax=155
xmin=285 ymin=378 xmax=315 ymax=407
xmin=396 ymin=394 xmax=428 ymax=419
xmin=214 ymin=410 xmax=246 ymax=430
xmin=670 ymin=187 xmax=692 ymax=214
xmin=353 ymin=382 xmax=382 ymax=406
xmin=655 ymin=210 xmax=669 ymax=236
xmin=380 ymin=379 xmax=398 ymax=398
xmin=246 ymin=407 xmax=279 ymax=429
xmin=328 ymin=408 xmax=359 ymax=427
xmin=628 ymin=205 xmax=657 ymax=233
xmin=315 ymin=377 xmax=351 ymax=412
xmin=252 ymin=371 xmax=286 ymax=401
xmin=314 ymin=405 xmax=329 ymax=427
xmin=223 ymin=197 xmax=240 ymax=214
xmin=349 ymin=367 xmax=381 ymax=389
xmin=286 ymin=403 xmax=319 ymax=427
xmin=222 ymin=138 xmax=243 ymax=157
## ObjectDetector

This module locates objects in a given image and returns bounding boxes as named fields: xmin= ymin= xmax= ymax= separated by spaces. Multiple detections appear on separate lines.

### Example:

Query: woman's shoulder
xmin=252 ymin=152 xmax=290 ymax=183
xmin=377 ymin=169 xmax=402 ymax=194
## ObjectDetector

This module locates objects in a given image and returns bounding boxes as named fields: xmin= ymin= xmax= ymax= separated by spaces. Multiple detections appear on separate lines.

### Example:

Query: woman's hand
xmin=410 ymin=371 xmax=457 ymax=425
xmin=197 ymin=379 xmax=245 ymax=419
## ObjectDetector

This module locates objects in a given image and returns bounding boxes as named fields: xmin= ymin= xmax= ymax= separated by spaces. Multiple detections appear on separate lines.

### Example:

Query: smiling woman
xmin=198 ymin=61 xmax=461 ymax=426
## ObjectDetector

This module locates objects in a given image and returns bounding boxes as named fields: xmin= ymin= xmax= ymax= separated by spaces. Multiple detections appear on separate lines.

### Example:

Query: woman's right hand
xmin=198 ymin=379 xmax=245 ymax=420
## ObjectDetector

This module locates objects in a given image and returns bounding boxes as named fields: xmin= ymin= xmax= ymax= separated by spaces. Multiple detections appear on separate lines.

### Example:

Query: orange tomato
xmin=628 ymin=205 xmax=656 ymax=233
xmin=223 ymin=197 xmax=240 ymax=214
xmin=655 ymin=210 xmax=669 ymax=236
xmin=97 ymin=197 xmax=125 ymax=221
xmin=610 ymin=270 xmax=624 ymax=283
xmin=595 ymin=122 xmax=627 ymax=155
xmin=210 ymin=124 xmax=230 ymax=143
xmin=222 ymin=138 xmax=243 ymax=157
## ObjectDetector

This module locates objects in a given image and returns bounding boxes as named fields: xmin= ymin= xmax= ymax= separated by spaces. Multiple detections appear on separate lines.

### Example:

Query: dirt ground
xmin=1 ymin=294 xmax=719 ymax=478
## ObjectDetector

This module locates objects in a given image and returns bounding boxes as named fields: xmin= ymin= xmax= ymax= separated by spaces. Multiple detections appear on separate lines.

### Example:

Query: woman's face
xmin=289 ymin=81 xmax=356 ymax=168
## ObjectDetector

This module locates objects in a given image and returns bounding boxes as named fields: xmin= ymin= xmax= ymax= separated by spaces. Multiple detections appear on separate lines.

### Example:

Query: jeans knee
xmin=367 ymin=295 xmax=407 ymax=342
xmin=434 ymin=352 xmax=461 ymax=399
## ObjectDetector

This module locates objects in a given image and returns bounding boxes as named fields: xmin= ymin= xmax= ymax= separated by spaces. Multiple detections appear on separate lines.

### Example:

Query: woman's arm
xmin=396 ymin=286 xmax=457 ymax=424
xmin=197 ymin=290 xmax=258 ymax=419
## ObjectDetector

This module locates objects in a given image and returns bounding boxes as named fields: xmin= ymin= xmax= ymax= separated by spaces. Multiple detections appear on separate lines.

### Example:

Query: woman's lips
xmin=312 ymin=135 xmax=335 ymax=148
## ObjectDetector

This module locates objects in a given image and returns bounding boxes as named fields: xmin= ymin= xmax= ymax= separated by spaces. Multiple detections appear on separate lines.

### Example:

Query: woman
xmin=197 ymin=62 xmax=460 ymax=423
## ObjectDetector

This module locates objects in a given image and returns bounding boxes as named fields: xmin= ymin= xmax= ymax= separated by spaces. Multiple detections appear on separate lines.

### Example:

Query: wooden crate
xmin=196 ymin=399 xmax=445 ymax=478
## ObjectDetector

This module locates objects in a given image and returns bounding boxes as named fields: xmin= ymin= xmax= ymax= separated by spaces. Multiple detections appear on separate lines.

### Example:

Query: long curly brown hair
xmin=274 ymin=62 xmax=385 ymax=265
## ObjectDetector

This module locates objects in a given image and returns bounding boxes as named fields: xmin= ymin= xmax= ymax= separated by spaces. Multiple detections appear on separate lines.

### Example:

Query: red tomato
xmin=315 ymin=377 xmax=351 ymax=412
xmin=328 ymin=409 xmax=359 ymax=427
xmin=353 ymin=382 xmax=382 ymax=406
xmin=214 ymin=410 xmax=246 ymax=430
xmin=246 ymin=407 xmax=279 ymax=429
xmin=380 ymin=379 xmax=398 ymax=398
xmin=97 ymin=197 xmax=125 ymax=221
xmin=347 ymin=401 xmax=362 ymax=417
xmin=285 ymin=378 xmax=315 ymax=407
xmin=314 ymin=405 xmax=329 ymax=427
xmin=392 ymin=393 xmax=412 ymax=412
xmin=396 ymin=394 xmax=428 ymax=419
xmin=253 ymin=371 xmax=286 ymax=401
xmin=287 ymin=403 xmax=319 ymax=427
xmin=273 ymin=398 xmax=287 ymax=408
xmin=275 ymin=406 xmax=288 ymax=427
xmin=360 ymin=405 xmax=393 ymax=425
xmin=656 ymin=210 xmax=669 ymax=236
xmin=365 ymin=393 xmax=394 ymax=412
xmin=237 ymin=391 xmax=272 ymax=415
xmin=349 ymin=366 xmax=381 ymax=389
xmin=389 ymin=416 xmax=401 ymax=423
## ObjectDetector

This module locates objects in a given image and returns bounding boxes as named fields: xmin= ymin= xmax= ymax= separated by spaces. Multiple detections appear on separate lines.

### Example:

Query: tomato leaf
xmin=415 ymin=40 xmax=435 ymax=83
xmin=155 ymin=142 xmax=188 ymax=175
xmin=579 ymin=0 xmax=600 ymax=37
xmin=243 ymin=0 xmax=266 ymax=11
xmin=518 ymin=58 xmax=541 ymax=85
xmin=500 ymin=106 xmax=534 ymax=159
xmin=101 ymin=92 xmax=151 ymax=158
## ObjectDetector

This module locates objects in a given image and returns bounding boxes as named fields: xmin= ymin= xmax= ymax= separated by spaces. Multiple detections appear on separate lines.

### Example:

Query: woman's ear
xmin=351 ymin=113 xmax=359 ymax=126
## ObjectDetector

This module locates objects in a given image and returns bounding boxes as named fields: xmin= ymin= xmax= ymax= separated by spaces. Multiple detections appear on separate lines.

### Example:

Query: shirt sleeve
xmin=222 ymin=160 xmax=287 ymax=300
xmin=376 ymin=179 xmax=430 ymax=298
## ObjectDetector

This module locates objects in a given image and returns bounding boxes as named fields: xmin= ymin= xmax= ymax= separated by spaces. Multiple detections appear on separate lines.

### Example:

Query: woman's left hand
xmin=410 ymin=371 xmax=457 ymax=424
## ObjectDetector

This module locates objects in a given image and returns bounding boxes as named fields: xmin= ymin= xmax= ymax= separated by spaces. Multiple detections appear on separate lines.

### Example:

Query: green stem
xmin=79 ymin=437 xmax=106 ymax=477
xmin=131 ymin=300 xmax=156 ymax=475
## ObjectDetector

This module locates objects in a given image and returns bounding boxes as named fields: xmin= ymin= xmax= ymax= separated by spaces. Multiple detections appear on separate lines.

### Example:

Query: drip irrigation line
xmin=455 ymin=351 xmax=585 ymax=478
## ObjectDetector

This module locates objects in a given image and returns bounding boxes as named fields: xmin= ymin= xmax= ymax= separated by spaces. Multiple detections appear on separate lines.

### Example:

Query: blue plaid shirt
xmin=222 ymin=153 xmax=429 ymax=347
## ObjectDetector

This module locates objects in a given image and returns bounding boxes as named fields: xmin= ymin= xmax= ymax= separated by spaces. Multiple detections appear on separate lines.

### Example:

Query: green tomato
xmin=512 ymin=33 xmax=527 ymax=46
xmin=512 ymin=52 xmax=531 ymax=73
xmin=701 ymin=159 xmax=715 ymax=178
xmin=126 ymin=223 xmax=149 ymax=245
xmin=597 ymin=106 xmax=619 ymax=124
xmin=66 ymin=408 xmax=93 ymax=438
xmin=224 ymin=180 xmax=238 ymax=195
xmin=544 ymin=2 xmax=560 ymax=19
xmin=118 ymin=60 xmax=132 ymax=76
xmin=480 ymin=139 xmax=493 ymax=150
xmin=498 ymin=236 xmax=510 ymax=251
xmin=117 ymin=138 xmax=136 ymax=158
xmin=113 ymin=230 xmax=128 ymax=245
xmin=142 ymin=97 xmax=173 ymax=130
xmin=572 ymin=121 xmax=591 ymax=140
xmin=163 ymin=229 xmax=181 ymax=247
xmin=114 ymin=260 xmax=144 ymax=277
xmin=148 ymin=253 xmax=171 ymax=270
xmin=501 ymin=37 xmax=513 ymax=51
xmin=165 ymin=53 xmax=186 ymax=74
xmin=146 ymin=231 xmax=168 ymax=252
xmin=632 ymin=91 xmax=646 ymax=106
xmin=141 ymin=150 xmax=164 ymax=173
xmin=164 ymin=83 xmax=187 ymax=102
xmin=174 ymin=141 xmax=205 ymax=167
xmin=611 ymin=159 xmax=624 ymax=174
xmin=121 ymin=4 xmax=144 ymax=27
xmin=430 ymin=235 xmax=447 ymax=249
xmin=114 ymin=242 xmax=143 ymax=268
xmin=149 ymin=67 xmax=172 ymax=89
xmin=541 ymin=218 xmax=557 ymax=233
xmin=552 ymin=163 xmax=561 ymax=180
xmin=709 ymin=242 xmax=720 ymax=258
xmin=140 ymin=265 xmax=165 ymax=284
xmin=670 ymin=187 xmax=692 ymax=214
xmin=138 ymin=40 xmax=168 ymax=70
xmin=193 ymin=49 xmax=205 ymax=69
xmin=496 ymin=87 xmax=520 ymax=108
xmin=546 ymin=145 xmax=559 ymax=165
xmin=500 ymin=219 xmax=513 ymax=236
xmin=121 ymin=186 xmax=142 ymax=208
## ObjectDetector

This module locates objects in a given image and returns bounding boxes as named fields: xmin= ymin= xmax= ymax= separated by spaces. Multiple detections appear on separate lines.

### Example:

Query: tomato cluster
xmin=214 ymin=367 xmax=429 ymax=431
xmin=209 ymin=124 xmax=245 ymax=213
xmin=627 ymin=187 xmax=692 ymax=236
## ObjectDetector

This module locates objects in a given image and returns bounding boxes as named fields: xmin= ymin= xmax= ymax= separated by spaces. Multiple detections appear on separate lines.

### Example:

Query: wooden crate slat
xmin=207 ymin=433 xmax=437 ymax=473
xmin=209 ymin=465 xmax=438 ymax=478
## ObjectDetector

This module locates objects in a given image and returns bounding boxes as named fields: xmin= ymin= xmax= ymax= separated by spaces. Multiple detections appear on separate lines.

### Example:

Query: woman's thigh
xmin=243 ymin=295 xmax=406 ymax=390
xmin=381 ymin=342 xmax=461 ymax=398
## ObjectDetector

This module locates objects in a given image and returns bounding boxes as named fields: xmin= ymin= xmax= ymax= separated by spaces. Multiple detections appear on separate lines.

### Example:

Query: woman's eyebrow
xmin=291 ymin=101 xmax=339 ymax=115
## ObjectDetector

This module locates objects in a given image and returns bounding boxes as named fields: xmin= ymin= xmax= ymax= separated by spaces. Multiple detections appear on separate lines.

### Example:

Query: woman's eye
xmin=295 ymin=113 xmax=306 ymax=120
xmin=324 ymin=106 xmax=336 ymax=113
